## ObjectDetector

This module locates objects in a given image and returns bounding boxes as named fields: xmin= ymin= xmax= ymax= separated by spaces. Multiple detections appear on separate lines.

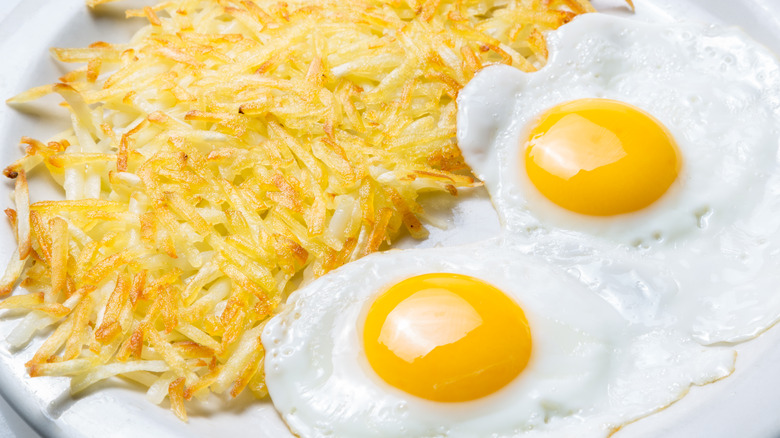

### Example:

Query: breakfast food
xmin=9 ymin=0 xmax=775 ymax=436
xmin=263 ymin=240 xmax=734 ymax=438
xmin=1 ymin=0 xmax=610 ymax=421
xmin=457 ymin=13 xmax=780 ymax=344
xmin=262 ymin=10 xmax=780 ymax=438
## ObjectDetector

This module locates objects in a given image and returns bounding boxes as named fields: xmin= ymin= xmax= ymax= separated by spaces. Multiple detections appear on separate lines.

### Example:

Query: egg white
xmin=457 ymin=13 xmax=780 ymax=247
xmin=456 ymin=13 xmax=780 ymax=344
xmin=262 ymin=240 xmax=734 ymax=438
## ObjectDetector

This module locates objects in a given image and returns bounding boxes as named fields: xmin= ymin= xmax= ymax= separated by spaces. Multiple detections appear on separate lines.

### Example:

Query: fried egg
xmin=456 ymin=13 xmax=780 ymax=344
xmin=262 ymin=241 xmax=734 ymax=438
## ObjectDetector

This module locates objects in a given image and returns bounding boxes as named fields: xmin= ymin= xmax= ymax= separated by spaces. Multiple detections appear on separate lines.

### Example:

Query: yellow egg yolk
xmin=524 ymin=98 xmax=682 ymax=216
xmin=363 ymin=273 xmax=532 ymax=402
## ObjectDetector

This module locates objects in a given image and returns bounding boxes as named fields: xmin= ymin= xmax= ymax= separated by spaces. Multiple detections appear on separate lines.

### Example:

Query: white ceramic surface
xmin=1 ymin=1 xmax=49 ymax=435
xmin=0 ymin=1 xmax=779 ymax=437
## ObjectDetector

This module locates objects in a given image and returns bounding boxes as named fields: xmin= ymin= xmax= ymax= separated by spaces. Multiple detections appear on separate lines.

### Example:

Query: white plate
xmin=1 ymin=1 xmax=780 ymax=437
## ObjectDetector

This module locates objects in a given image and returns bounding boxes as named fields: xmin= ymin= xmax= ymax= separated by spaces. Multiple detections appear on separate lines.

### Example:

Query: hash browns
xmin=2 ymin=0 xmax=623 ymax=420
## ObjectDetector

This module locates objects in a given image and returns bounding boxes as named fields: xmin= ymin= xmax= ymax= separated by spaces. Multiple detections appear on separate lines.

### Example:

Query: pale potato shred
xmin=1 ymin=0 xmax=630 ymax=421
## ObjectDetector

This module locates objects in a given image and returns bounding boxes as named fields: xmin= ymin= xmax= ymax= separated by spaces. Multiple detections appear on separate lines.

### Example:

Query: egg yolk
xmin=524 ymin=98 xmax=682 ymax=216
xmin=363 ymin=273 xmax=532 ymax=402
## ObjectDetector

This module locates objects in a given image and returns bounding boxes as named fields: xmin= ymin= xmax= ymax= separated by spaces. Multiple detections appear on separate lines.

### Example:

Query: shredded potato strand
xmin=2 ymin=0 xmax=619 ymax=421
